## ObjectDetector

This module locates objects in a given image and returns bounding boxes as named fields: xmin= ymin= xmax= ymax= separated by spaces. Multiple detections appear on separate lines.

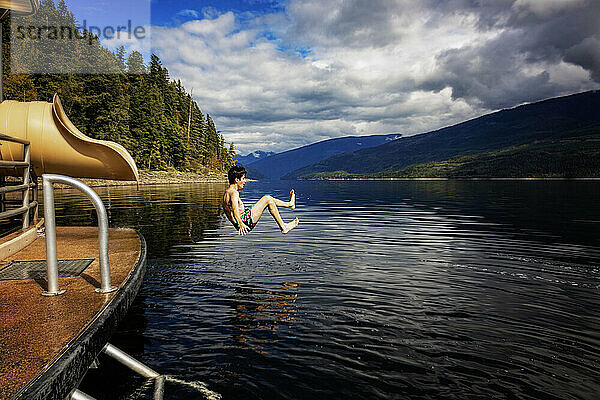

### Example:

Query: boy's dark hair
xmin=228 ymin=164 xmax=246 ymax=184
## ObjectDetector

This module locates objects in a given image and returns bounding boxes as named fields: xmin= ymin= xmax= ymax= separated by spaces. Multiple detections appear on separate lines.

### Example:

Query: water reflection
xmin=229 ymin=283 xmax=298 ymax=352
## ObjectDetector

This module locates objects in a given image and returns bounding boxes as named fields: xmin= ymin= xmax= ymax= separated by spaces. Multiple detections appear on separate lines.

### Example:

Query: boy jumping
xmin=223 ymin=165 xmax=299 ymax=235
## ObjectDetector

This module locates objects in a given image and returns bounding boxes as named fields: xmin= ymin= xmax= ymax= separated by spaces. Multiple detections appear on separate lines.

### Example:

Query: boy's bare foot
xmin=289 ymin=189 xmax=296 ymax=209
xmin=281 ymin=217 xmax=299 ymax=234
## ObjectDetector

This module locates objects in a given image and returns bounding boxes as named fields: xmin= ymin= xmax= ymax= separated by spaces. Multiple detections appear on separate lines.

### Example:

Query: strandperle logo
xmin=9 ymin=0 xmax=151 ymax=74
xmin=14 ymin=19 xmax=146 ymax=45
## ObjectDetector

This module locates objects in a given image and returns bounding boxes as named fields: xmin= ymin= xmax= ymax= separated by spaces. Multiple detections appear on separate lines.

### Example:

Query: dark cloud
xmin=426 ymin=0 xmax=514 ymax=30
xmin=420 ymin=0 xmax=600 ymax=108
xmin=421 ymin=34 xmax=560 ymax=109
xmin=564 ymin=38 xmax=600 ymax=81
xmin=285 ymin=0 xmax=412 ymax=48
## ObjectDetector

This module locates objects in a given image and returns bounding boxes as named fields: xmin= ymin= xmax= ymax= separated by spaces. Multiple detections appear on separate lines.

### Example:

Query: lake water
xmin=55 ymin=180 xmax=600 ymax=399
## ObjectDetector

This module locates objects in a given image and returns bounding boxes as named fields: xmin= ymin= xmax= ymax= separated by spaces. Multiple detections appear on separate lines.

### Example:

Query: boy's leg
xmin=250 ymin=192 xmax=298 ymax=233
xmin=266 ymin=189 xmax=295 ymax=209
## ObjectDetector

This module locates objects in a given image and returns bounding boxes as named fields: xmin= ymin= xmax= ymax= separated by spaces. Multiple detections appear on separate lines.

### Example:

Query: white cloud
xmin=102 ymin=24 xmax=152 ymax=60
xmin=176 ymin=9 xmax=200 ymax=19
xmin=151 ymin=1 xmax=600 ymax=155
xmin=182 ymin=11 xmax=236 ymax=37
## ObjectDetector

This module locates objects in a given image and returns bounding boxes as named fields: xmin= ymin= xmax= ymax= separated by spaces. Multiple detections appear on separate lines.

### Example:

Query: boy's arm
xmin=231 ymin=191 xmax=250 ymax=235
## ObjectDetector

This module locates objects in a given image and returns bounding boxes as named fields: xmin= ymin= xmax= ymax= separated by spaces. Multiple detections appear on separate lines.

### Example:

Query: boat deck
xmin=0 ymin=226 xmax=143 ymax=400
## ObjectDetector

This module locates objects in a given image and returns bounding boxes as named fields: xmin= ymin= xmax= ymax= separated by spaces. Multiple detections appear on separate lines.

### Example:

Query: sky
xmin=97 ymin=0 xmax=600 ymax=155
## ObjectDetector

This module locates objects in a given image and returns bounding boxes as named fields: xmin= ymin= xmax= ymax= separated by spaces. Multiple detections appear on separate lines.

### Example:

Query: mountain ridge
xmin=247 ymin=133 xmax=401 ymax=180
xmin=233 ymin=150 xmax=276 ymax=166
xmin=283 ymin=90 xmax=600 ymax=179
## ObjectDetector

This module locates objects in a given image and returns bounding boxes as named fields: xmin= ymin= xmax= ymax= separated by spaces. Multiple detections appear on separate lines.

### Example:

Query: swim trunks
xmin=233 ymin=205 xmax=256 ymax=231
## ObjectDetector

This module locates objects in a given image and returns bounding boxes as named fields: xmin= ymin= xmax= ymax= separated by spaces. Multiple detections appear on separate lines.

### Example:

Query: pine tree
xmin=126 ymin=51 xmax=146 ymax=74
xmin=115 ymin=46 xmax=126 ymax=72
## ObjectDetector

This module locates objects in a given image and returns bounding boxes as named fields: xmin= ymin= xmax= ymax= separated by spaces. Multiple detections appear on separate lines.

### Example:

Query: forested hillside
xmin=299 ymin=137 xmax=600 ymax=179
xmin=1 ymin=0 xmax=234 ymax=172
xmin=284 ymin=91 xmax=600 ymax=179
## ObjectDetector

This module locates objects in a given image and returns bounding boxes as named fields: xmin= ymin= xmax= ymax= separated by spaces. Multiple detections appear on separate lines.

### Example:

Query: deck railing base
xmin=41 ymin=289 xmax=66 ymax=297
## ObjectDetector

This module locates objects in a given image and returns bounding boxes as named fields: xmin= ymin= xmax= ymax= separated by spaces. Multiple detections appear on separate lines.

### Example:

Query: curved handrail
xmin=42 ymin=174 xmax=116 ymax=296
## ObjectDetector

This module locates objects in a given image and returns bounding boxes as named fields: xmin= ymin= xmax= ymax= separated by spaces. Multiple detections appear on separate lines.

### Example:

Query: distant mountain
xmin=248 ymin=134 xmax=401 ymax=180
xmin=233 ymin=150 xmax=276 ymax=166
xmin=299 ymin=138 xmax=600 ymax=179
xmin=283 ymin=91 xmax=600 ymax=179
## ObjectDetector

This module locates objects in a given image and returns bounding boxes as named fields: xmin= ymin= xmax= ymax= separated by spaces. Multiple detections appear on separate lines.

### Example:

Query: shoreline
xmin=301 ymin=177 xmax=600 ymax=181
xmin=38 ymin=170 xmax=228 ymax=188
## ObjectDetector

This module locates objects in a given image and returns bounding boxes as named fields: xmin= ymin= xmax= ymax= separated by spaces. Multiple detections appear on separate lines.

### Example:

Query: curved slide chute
xmin=0 ymin=94 xmax=138 ymax=180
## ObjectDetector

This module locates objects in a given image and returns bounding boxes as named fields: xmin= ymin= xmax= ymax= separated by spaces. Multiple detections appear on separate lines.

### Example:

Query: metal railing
xmin=0 ymin=133 xmax=38 ymax=230
xmin=70 ymin=343 xmax=165 ymax=400
xmin=42 ymin=174 xmax=117 ymax=296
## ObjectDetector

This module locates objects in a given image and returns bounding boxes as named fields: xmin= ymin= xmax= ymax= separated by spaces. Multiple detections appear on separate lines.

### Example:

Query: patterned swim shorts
xmin=233 ymin=205 xmax=255 ymax=231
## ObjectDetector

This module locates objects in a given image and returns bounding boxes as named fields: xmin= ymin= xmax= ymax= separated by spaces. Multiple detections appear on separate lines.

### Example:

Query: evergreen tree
xmin=115 ymin=46 xmax=126 ymax=72
xmin=126 ymin=51 xmax=146 ymax=74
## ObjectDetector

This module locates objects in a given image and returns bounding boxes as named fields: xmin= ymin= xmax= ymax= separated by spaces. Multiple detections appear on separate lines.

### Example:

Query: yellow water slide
xmin=0 ymin=94 xmax=138 ymax=180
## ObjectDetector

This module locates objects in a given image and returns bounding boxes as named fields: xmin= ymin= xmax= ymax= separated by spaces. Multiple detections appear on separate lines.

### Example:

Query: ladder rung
xmin=0 ymin=183 xmax=36 ymax=194
xmin=0 ymin=201 xmax=38 ymax=219
xmin=0 ymin=160 xmax=29 ymax=168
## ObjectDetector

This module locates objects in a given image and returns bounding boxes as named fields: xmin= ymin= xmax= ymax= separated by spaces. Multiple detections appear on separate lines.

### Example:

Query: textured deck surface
xmin=0 ymin=227 xmax=141 ymax=400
